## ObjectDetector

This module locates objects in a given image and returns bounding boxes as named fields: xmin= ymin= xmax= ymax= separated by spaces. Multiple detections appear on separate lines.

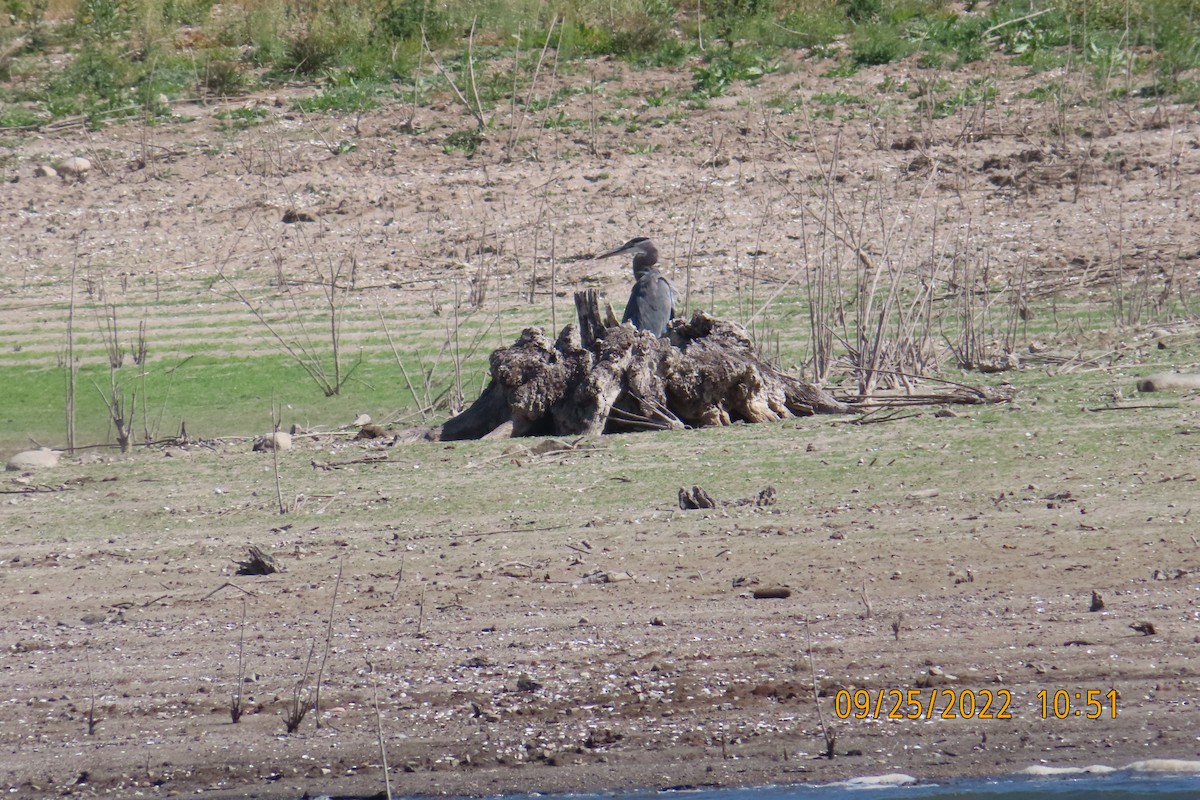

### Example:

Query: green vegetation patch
xmin=2 ymin=0 xmax=1198 ymax=127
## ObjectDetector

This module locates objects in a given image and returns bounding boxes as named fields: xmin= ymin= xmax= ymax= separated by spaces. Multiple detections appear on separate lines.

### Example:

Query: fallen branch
xmin=202 ymin=581 xmax=257 ymax=601
xmin=310 ymin=454 xmax=390 ymax=470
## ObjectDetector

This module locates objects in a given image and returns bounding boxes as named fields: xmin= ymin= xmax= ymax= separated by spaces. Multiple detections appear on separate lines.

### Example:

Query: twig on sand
xmin=366 ymin=654 xmax=393 ymax=800
xmin=310 ymin=454 xmax=390 ymax=470
xmin=85 ymin=649 xmax=100 ymax=736
xmin=202 ymin=581 xmax=257 ymax=602
xmin=313 ymin=558 xmax=342 ymax=728
xmin=449 ymin=524 xmax=569 ymax=539
xmin=231 ymin=599 xmax=247 ymax=724
xmin=804 ymin=617 xmax=835 ymax=759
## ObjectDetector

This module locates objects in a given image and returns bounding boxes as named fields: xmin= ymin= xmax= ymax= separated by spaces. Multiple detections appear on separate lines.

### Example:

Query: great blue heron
xmin=595 ymin=237 xmax=676 ymax=338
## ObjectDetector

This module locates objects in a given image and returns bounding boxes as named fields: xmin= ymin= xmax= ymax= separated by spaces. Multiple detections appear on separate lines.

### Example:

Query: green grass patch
xmin=0 ymin=353 xmax=445 ymax=455
xmin=292 ymin=75 xmax=386 ymax=114
xmin=4 ymin=0 xmax=1200 ymax=127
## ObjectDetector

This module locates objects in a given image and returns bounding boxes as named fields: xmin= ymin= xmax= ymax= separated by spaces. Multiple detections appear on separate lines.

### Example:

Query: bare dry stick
xmin=804 ymin=617 xmax=835 ymax=758
xmin=85 ymin=648 xmax=100 ymax=735
xmin=93 ymin=373 xmax=136 ymax=453
xmin=284 ymin=639 xmax=316 ymax=734
xmin=389 ymin=557 xmax=405 ymax=604
xmin=466 ymin=18 xmax=484 ymax=125
xmin=377 ymin=306 xmax=428 ymax=417
xmin=506 ymin=17 xmax=558 ymax=159
xmin=683 ymin=190 xmax=703 ymax=316
xmin=216 ymin=210 xmax=360 ymax=397
xmin=982 ymin=7 xmax=1053 ymax=38
xmin=271 ymin=401 xmax=285 ymax=514
xmin=366 ymin=655 xmax=393 ymax=800
xmin=218 ymin=269 xmax=339 ymax=396
xmin=230 ymin=598 xmax=247 ymax=723
xmin=422 ymin=25 xmax=485 ymax=129
xmin=550 ymin=230 xmax=558 ymax=331
xmin=452 ymin=282 xmax=464 ymax=412
xmin=65 ymin=254 xmax=78 ymax=455
xmin=313 ymin=558 xmax=343 ymax=728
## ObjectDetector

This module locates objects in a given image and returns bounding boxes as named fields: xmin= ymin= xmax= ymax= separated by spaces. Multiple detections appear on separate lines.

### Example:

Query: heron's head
xmin=594 ymin=237 xmax=658 ymax=273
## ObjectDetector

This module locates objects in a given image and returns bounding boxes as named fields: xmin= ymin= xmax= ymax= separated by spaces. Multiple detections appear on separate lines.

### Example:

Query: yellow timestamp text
xmin=834 ymin=688 xmax=1013 ymax=720
xmin=833 ymin=688 xmax=1119 ymax=721
xmin=1037 ymin=688 xmax=1118 ymax=719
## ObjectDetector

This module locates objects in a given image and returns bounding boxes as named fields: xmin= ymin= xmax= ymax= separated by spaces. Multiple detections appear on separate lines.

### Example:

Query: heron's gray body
xmin=595 ymin=237 xmax=676 ymax=338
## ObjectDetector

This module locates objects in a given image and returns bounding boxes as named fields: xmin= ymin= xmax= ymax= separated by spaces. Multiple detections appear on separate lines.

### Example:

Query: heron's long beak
xmin=594 ymin=240 xmax=638 ymax=260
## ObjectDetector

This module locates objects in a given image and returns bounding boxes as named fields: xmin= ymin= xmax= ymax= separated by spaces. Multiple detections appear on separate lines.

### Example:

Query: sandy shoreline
xmin=4 ymin=430 xmax=1200 ymax=800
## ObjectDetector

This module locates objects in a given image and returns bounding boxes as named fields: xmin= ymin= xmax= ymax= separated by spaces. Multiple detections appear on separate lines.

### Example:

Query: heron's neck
xmin=631 ymin=250 xmax=658 ymax=274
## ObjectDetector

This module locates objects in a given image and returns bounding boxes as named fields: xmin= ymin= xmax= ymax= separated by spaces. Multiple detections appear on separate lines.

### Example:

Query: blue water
xmin=448 ymin=772 xmax=1200 ymax=800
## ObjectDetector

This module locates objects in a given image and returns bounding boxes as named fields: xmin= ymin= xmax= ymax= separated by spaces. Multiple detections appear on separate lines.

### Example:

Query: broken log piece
xmin=439 ymin=326 xmax=592 ymax=440
xmin=235 ymin=546 xmax=279 ymax=576
xmin=574 ymin=289 xmax=605 ymax=351
xmin=437 ymin=302 xmax=848 ymax=440
xmin=679 ymin=485 xmax=717 ymax=510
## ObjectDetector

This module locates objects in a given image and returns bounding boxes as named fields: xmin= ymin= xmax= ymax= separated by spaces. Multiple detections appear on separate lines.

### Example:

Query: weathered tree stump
xmin=436 ymin=291 xmax=848 ymax=440
xmin=235 ymin=546 xmax=280 ymax=575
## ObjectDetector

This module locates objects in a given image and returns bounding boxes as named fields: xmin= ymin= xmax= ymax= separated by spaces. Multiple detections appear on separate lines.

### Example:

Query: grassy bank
xmin=2 ymin=0 xmax=1198 ymax=129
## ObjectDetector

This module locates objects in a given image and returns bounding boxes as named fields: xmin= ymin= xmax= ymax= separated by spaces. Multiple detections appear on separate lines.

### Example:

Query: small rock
xmin=253 ymin=431 xmax=292 ymax=451
xmin=1137 ymin=373 xmax=1200 ymax=392
xmin=33 ymin=164 xmax=57 ymax=178
xmin=916 ymin=666 xmax=958 ymax=687
xmin=6 ymin=448 xmax=60 ymax=471
xmin=529 ymin=438 xmax=572 ymax=456
xmin=55 ymin=156 xmax=91 ymax=179
xmin=352 ymin=413 xmax=372 ymax=427
xmin=356 ymin=424 xmax=388 ymax=439
xmin=282 ymin=209 xmax=316 ymax=223
xmin=516 ymin=674 xmax=542 ymax=692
